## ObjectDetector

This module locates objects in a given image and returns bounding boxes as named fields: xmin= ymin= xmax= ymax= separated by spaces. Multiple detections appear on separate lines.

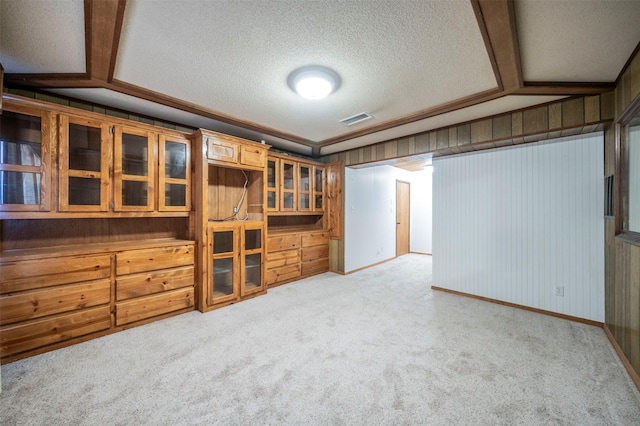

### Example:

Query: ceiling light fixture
xmin=288 ymin=66 xmax=341 ymax=100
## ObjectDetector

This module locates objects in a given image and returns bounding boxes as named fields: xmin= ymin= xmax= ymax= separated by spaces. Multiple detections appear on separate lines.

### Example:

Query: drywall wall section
xmin=344 ymin=165 xmax=432 ymax=272
xmin=411 ymin=167 xmax=432 ymax=254
xmin=433 ymin=133 xmax=604 ymax=322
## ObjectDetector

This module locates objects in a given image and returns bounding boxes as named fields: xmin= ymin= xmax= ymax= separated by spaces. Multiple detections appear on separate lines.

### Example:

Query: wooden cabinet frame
xmin=113 ymin=126 xmax=156 ymax=212
xmin=58 ymin=115 xmax=112 ymax=212
xmin=158 ymin=134 xmax=191 ymax=212
xmin=0 ymin=102 xmax=54 ymax=212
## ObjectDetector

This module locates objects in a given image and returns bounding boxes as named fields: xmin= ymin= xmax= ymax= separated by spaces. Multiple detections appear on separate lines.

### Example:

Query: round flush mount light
xmin=287 ymin=66 xmax=341 ymax=100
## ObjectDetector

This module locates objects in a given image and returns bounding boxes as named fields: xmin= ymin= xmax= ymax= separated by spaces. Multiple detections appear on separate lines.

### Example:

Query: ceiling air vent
xmin=340 ymin=112 xmax=373 ymax=126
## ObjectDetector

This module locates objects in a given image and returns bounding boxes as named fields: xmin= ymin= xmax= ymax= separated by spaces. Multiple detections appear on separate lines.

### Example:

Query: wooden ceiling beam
xmin=472 ymin=0 xmax=522 ymax=92
xmin=85 ymin=0 xmax=126 ymax=82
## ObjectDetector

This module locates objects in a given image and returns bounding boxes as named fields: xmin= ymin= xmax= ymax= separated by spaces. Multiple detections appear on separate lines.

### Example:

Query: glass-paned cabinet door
xmin=0 ymin=105 xmax=52 ymax=212
xmin=313 ymin=166 xmax=325 ymax=211
xmin=159 ymin=134 xmax=191 ymax=211
xmin=208 ymin=225 xmax=239 ymax=305
xmin=59 ymin=115 xmax=111 ymax=212
xmin=242 ymin=225 xmax=264 ymax=296
xmin=266 ymin=157 xmax=279 ymax=211
xmin=281 ymin=159 xmax=296 ymax=211
xmin=114 ymin=126 xmax=155 ymax=211
xmin=298 ymin=164 xmax=311 ymax=211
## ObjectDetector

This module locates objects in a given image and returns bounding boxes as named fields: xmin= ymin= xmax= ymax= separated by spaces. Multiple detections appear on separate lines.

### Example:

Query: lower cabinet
xmin=206 ymin=221 xmax=265 ymax=309
xmin=0 ymin=239 xmax=194 ymax=362
xmin=115 ymin=244 xmax=195 ymax=326
xmin=266 ymin=229 xmax=329 ymax=287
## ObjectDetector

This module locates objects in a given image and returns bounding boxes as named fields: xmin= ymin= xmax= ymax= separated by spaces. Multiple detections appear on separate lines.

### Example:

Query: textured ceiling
xmin=0 ymin=0 xmax=85 ymax=73
xmin=1 ymin=0 xmax=639 ymax=157
xmin=516 ymin=0 xmax=640 ymax=82
xmin=115 ymin=0 xmax=495 ymax=142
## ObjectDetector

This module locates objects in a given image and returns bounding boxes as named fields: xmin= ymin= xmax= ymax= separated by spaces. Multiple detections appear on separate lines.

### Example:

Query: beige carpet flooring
xmin=1 ymin=254 xmax=639 ymax=425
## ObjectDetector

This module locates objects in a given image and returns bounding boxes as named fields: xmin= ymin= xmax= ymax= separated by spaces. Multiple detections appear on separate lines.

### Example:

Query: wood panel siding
xmin=328 ymin=94 xmax=613 ymax=168
xmin=605 ymin=46 xmax=640 ymax=386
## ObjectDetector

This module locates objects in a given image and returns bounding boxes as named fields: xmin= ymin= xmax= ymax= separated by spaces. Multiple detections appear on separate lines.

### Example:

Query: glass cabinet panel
xmin=242 ymin=225 xmax=264 ymax=296
xmin=213 ymin=230 xmax=234 ymax=254
xmin=245 ymin=228 xmax=261 ymax=250
xmin=164 ymin=141 xmax=187 ymax=179
xmin=122 ymin=133 xmax=149 ymax=176
xmin=212 ymin=257 xmax=235 ymax=298
xmin=313 ymin=166 xmax=325 ymax=211
xmin=209 ymin=225 xmax=239 ymax=305
xmin=281 ymin=160 xmax=296 ymax=211
xmin=244 ymin=253 xmax=262 ymax=291
xmin=0 ymin=171 xmax=41 ymax=205
xmin=267 ymin=158 xmax=278 ymax=211
xmin=283 ymin=162 xmax=294 ymax=189
xmin=159 ymin=135 xmax=190 ymax=211
xmin=114 ymin=127 xmax=154 ymax=211
xmin=0 ymin=107 xmax=50 ymax=211
xmin=298 ymin=164 xmax=310 ymax=211
xmin=59 ymin=116 xmax=110 ymax=212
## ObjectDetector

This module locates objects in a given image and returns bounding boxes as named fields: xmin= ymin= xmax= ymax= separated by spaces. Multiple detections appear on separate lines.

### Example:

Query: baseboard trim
xmin=603 ymin=324 xmax=640 ymax=392
xmin=410 ymin=251 xmax=432 ymax=256
xmin=345 ymin=257 xmax=395 ymax=274
xmin=430 ymin=286 xmax=603 ymax=328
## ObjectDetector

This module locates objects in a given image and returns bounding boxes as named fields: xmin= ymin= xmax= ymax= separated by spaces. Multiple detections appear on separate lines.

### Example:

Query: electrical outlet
xmin=555 ymin=286 xmax=564 ymax=297
xmin=233 ymin=207 xmax=238 ymax=214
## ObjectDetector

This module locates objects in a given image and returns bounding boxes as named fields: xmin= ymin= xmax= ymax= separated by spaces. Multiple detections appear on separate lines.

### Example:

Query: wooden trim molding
xmin=85 ymin=0 xmax=127 ymax=82
xmin=603 ymin=324 xmax=640 ymax=392
xmin=327 ymin=94 xmax=613 ymax=166
xmin=431 ymin=286 xmax=604 ymax=327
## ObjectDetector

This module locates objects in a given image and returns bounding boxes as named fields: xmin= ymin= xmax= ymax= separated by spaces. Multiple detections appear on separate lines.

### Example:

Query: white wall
xmin=411 ymin=167 xmax=432 ymax=254
xmin=433 ymin=133 xmax=604 ymax=322
xmin=345 ymin=165 xmax=432 ymax=272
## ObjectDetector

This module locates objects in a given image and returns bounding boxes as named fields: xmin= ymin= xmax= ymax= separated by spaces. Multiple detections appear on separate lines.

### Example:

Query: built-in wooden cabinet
xmin=115 ymin=242 xmax=195 ymax=326
xmin=266 ymin=154 xmax=327 ymax=214
xmin=206 ymin=222 xmax=265 ymax=307
xmin=266 ymin=229 xmax=329 ymax=286
xmin=193 ymin=129 xmax=269 ymax=312
xmin=0 ymin=95 xmax=191 ymax=218
xmin=0 ymin=94 xmax=342 ymax=363
xmin=59 ymin=115 xmax=190 ymax=213
xmin=0 ymin=239 xmax=194 ymax=362
xmin=0 ymin=102 xmax=54 ymax=212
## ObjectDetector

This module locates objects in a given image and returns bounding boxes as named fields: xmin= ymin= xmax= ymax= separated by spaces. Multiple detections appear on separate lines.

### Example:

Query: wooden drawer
xmin=207 ymin=137 xmax=238 ymax=163
xmin=266 ymin=248 xmax=300 ymax=269
xmin=240 ymin=145 xmax=266 ymax=167
xmin=116 ymin=287 xmax=194 ymax=326
xmin=301 ymin=258 xmax=330 ymax=276
xmin=0 ymin=279 xmax=111 ymax=326
xmin=1 ymin=254 xmax=112 ymax=294
xmin=301 ymin=231 xmax=329 ymax=248
xmin=116 ymin=265 xmax=194 ymax=301
xmin=116 ymin=244 xmax=194 ymax=275
xmin=266 ymin=264 xmax=301 ymax=285
xmin=267 ymin=234 xmax=301 ymax=252
xmin=301 ymin=245 xmax=329 ymax=262
xmin=0 ymin=306 xmax=111 ymax=358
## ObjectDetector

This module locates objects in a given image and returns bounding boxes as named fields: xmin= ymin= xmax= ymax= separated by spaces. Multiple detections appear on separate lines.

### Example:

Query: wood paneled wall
xmin=605 ymin=47 xmax=640 ymax=382
xmin=325 ymin=94 xmax=614 ymax=167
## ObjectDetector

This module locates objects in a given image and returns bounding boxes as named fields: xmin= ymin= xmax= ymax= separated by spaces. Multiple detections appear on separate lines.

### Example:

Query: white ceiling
xmin=1 ymin=0 xmax=639 ymax=157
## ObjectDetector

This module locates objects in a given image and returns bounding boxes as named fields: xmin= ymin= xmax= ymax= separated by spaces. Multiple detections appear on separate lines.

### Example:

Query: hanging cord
xmin=223 ymin=170 xmax=249 ymax=221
